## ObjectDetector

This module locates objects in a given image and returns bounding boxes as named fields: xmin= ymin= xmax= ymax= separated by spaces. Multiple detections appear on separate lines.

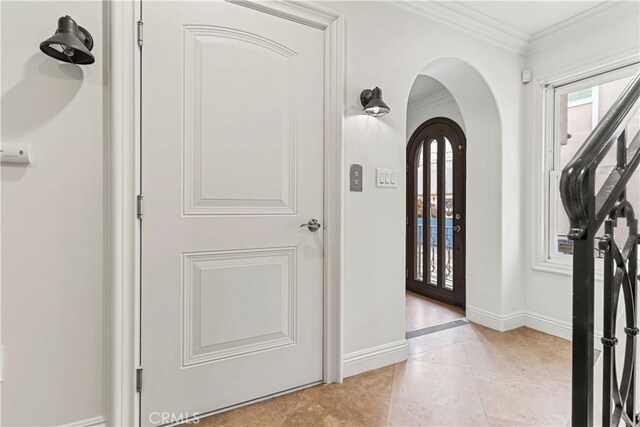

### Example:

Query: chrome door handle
xmin=301 ymin=218 xmax=321 ymax=232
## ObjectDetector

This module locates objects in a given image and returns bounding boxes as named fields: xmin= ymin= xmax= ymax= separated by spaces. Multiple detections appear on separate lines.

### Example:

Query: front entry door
xmin=141 ymin=2 xmax=325 ymax=423
xmin=406 ymin=118 xmax=466 ymax=308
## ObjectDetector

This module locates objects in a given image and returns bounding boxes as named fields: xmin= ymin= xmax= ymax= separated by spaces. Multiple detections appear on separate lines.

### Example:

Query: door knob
xmin=453 ymin=225 xmax=462 ymax=232
xmin=301 ymin=218 xmax=322 ymax=232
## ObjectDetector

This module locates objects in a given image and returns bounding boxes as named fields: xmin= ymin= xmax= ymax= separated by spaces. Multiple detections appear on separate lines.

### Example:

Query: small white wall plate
xmin=1 ymin=143 xmax=31 ymax=165
xmin=376 ymin=168 xmax=397 ymax=188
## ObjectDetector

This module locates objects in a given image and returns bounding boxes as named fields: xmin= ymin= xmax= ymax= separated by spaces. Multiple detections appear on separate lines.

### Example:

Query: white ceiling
xmin=457 ymin=1 xmax=607 ymax=36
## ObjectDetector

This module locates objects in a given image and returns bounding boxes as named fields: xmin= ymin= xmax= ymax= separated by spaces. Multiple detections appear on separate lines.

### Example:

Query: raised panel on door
xmin=183 ymin=248 xmax=297 ymax=368
xmin=141 ymin=2 xmax=325 ymax=424
xmin=183 ymin=26 xmax=297 ymax=215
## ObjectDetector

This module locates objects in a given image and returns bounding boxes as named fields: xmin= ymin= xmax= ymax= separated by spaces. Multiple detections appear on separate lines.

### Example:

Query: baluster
xmin=626 ymin=215 xmax=638 ymax=424
xmin=572 ymin=170 xmax=597 ymax=427
xmin=618 ymin=130 xmax=627 ymax=167
xmin=618 ymin=131 xmax=627 ymax=213
xmin=601 ymin=221 xmax=614 ymax=427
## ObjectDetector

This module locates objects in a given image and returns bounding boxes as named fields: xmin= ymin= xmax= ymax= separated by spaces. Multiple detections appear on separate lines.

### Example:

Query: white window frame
xmin=541 ymin=64 xmax=639 ymax=271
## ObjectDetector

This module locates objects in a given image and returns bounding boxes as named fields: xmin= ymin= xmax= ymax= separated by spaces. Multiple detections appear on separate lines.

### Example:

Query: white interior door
xmin=141 ymin=1 xmax=325 ymax=423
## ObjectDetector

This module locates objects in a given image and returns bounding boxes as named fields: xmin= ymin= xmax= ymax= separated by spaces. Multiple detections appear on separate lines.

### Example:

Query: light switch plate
xmin=350 ymin=164 xmax=363 ymax=192
xmin=376 ymin=168 xmax=397 ymax=188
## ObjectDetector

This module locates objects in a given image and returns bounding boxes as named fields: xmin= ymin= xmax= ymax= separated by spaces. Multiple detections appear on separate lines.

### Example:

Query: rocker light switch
xmin=350 ymin=164 xmax=363 ymax=192
xmin=376 ymin=168 xmax=398 ymax=188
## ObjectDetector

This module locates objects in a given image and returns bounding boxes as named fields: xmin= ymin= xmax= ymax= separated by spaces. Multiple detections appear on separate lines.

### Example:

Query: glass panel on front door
xmin=415 ymin=142 xmax=424 ymax=281
xmin=413 ymin=138 xmax=455 ymax=289
xmin=429 ymin=140 xmax=439 ymax=286
xmin=444 ymin=138 xmax=454 ymax=290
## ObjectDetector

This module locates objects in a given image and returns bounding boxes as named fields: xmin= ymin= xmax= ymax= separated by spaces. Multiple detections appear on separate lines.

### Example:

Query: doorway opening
xmin=406 ymin=116 xmax=466 ymax=333
xmin=403 ymin=59 xmax=503 ymax=339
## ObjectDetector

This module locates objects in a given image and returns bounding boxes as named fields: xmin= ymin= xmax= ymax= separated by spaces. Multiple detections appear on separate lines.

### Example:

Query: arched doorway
xmin=406 ymin=117 xmax=466 ymax=309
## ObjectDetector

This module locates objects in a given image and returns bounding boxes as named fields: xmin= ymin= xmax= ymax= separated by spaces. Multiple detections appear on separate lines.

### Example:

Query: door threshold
xmin=405 ymin=318 xmax=469 ymax=339
xmin=166 ymin=380 xmax=323 ymax=426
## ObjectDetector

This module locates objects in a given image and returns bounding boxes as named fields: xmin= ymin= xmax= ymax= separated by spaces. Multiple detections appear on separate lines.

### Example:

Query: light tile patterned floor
xmin=196 ymin=324 xmax=572 ymax=427
xmin=405 ymin=291 xmax=465 ymax=331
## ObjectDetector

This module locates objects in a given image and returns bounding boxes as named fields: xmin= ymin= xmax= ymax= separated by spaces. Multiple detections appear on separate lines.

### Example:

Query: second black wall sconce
xmin=360 ymin=87 xmax=390 ymax=117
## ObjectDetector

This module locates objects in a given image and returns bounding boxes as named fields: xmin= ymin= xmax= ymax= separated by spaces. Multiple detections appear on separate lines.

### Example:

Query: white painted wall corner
xmin=466 ymin=306 xmax=526 ymax=332
xmin=467 ymin=305 xmax=574 ymax=340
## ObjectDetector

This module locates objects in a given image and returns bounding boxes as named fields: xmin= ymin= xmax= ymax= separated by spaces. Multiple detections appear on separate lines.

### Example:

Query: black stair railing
xmin=561 ymin=73 xmax=640 ymax=427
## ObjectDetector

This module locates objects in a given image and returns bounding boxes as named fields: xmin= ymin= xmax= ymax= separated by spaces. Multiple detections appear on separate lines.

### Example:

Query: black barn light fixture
xmin=360 ymin=87 xmax=390 ymax=117
xmin=40 ymin=15 xmax=95 ymax=65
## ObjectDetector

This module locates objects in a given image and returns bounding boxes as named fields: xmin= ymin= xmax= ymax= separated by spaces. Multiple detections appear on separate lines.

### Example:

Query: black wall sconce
xmin=360 ymin=87 xmax=390 ymax=117
xmin=40 ymin=15 xmax=95 ymax=65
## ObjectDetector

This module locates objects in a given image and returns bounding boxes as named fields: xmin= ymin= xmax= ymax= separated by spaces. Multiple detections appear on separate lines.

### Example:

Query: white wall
xmin=1 ymin=2 xmax=107 ymax=426
xmin=522 ymin=3 xmax=640 ymax=340
xmin=325 ymin=1 xmax=525 ymax=367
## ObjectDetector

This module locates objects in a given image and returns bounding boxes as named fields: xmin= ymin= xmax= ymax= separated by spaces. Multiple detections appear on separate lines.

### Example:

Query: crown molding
xmin=227 ymin=0 xmax=340 ymax=29
xmin=394 ymin=0 xmax=635 ymax=56
xmin=528 ymin=1 xmax=640 ymax=54
xmin=394 ymin=0 xmax=530 ymax=55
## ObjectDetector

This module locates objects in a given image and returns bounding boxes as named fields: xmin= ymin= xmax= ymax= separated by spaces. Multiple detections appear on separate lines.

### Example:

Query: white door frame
xmin=107 ymin=1 xmax=345 ymax=425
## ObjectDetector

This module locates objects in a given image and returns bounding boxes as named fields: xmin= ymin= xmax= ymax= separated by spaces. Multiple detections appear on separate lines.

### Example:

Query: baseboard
xmin=466 ymin=306 xmax=606 ymax=349
xmin=522 ymin=311 xmax=572 ymax=340
xmin=61 ymin=416 xmax=106 ymax=427
xmin=466 ymin=306 xmax=524 ymax=331
xmin=343 ymin=339 xmax=408 ymax=378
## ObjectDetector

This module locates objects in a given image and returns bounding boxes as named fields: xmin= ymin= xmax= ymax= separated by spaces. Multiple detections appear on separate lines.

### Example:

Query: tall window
xmin=548 ymin=65 xmax=640 ymax=260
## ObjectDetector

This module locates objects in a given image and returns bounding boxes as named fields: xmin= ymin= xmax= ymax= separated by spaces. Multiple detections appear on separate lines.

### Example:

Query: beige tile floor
xmin=405 ymin=291 xmax=465 ymax=331
xmin=196 ymin=323 xmax=572 ymax=427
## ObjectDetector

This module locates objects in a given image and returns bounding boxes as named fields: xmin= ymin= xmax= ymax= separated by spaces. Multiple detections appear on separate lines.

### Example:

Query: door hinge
xmin=137 ymin=195 xmax=143 ymax=219
xmin=137 ymin=20 xmax=144 ymax=48
xmin=406 ymin=269 xmax=409 ymax=278
xmin=136 ymin=367 xmax=143 ymax=393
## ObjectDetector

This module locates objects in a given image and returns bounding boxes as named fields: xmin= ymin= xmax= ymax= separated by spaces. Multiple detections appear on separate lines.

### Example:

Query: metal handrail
xmin=560 ymin=73 xmax=640 ymax=238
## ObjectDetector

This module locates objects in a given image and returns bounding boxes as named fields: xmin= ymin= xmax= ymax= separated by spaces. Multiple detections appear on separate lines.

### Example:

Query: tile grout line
xmin=409 ymin=336 xmax=491 ymax=421
xmin=467 ymin=350 xmax=492 ymax=424
xmin=279 ymin=388 xmax=306 ymax=426
xmin=463 ymin=337 xmax=505 ymax=422
xmin=384 ymin=365 xmax=398 ymax=426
